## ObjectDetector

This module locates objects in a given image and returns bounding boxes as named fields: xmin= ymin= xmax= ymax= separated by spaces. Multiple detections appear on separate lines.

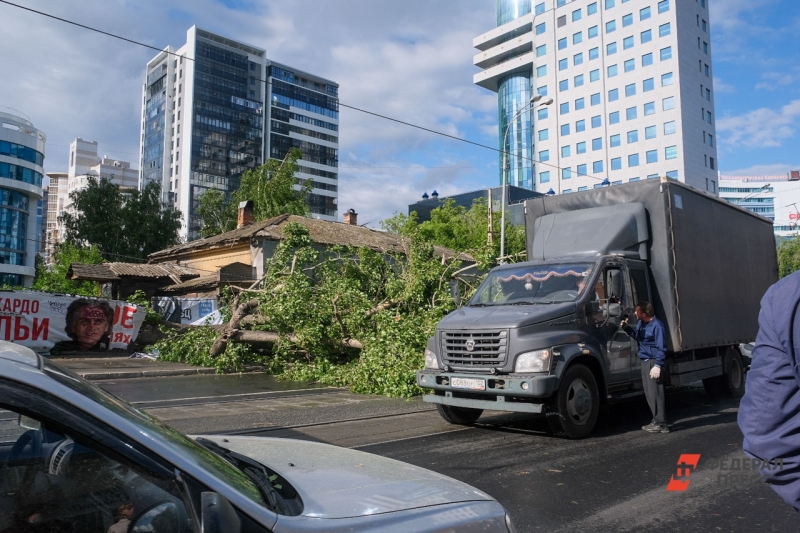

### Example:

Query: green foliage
xmin=197 ymin=149 xmax=311 ymax=238
xmin=126 ymin=290 xmax=163 ymax=325
xmin=778 ymin=235 xmax=800 ymax=277
xmin=60 ymin=178 xmax=182 ymax=262
xmin=33 ymin=243 xmax=103 ymax=296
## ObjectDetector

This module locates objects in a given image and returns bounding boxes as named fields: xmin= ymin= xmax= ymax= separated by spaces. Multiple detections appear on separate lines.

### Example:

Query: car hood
xmin=439 ymin=301 xmax=577 ymax=329
xmin=196 ymin=436 xmax=494 ymax=519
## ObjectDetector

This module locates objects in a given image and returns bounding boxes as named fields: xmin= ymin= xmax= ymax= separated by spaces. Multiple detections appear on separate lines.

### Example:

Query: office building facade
xmin=475 ymin=0 xmax=718 ymax=194
xmin=140 ymin=27 xmax=339 ymax=241
xmin=0 ymin=108 xmax=45 ymax=287
xmin=719 ymin=172 xmax=800 ymax=238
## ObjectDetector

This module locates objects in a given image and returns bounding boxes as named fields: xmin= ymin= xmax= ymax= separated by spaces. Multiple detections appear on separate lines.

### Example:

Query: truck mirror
xmin=605 ymin=303 xmax=622 ymax=317
xmin=608 ymin=270 xmax=622 ymax=299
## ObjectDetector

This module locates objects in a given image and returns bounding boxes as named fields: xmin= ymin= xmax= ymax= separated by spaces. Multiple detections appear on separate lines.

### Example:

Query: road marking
xmin=130 ymin=387 xmax=340 ymax=405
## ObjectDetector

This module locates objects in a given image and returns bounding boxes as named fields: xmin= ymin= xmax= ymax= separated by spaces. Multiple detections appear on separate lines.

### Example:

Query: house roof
xmin=67 ymin=262 xmax=202 ymax=283
xmin=148 ymin=214 xmax=473 ymax=263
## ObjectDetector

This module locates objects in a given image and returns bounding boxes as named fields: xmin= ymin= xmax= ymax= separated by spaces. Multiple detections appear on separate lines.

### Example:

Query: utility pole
xmin=487 ymin=188 xmax=494 ymax=246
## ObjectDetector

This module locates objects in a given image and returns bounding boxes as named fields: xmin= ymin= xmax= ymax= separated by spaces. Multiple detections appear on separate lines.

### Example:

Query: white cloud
xmin=716 ymin=99 xmax=800 ymax=148
xmin=755 ymin=71 xmax=800 ymax=91
xmin=712 ymin=77 xmax=736 ymax=94
xmin=720 ymin=163 xmax=800 ymax=176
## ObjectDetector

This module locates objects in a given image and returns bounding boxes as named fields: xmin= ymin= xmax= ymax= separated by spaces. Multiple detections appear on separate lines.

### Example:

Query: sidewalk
xmin=50 ymin=354 xmax=217 ymax=381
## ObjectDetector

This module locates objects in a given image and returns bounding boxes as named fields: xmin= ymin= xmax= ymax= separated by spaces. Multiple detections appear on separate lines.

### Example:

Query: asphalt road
xmin=100 ymin=373 xmax=800 ymax=532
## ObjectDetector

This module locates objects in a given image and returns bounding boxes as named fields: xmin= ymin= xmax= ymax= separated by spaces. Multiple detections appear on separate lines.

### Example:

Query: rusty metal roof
xmin=67 ymin=262 xmax=202 ymax=282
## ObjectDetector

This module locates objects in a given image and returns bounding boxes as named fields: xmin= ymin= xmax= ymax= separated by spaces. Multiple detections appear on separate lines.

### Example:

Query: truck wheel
xmin=436 ymin=404 xmax=483 ymax=425
xmin=703 ymin=350 xmax=745 ymax=398
xmin=545 ymin=364 xmax=599 ymax=439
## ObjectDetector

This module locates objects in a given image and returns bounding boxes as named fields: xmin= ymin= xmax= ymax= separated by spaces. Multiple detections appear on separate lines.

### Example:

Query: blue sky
xmin=0 ymin=0 xmax=798 ymax=226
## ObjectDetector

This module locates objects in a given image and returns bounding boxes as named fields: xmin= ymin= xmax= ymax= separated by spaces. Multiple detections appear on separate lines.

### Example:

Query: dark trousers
xmin=641 ymin=359 xmax=666 ymax=425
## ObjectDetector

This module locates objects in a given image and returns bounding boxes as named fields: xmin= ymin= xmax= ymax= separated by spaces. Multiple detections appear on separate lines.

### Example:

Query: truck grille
xmin=441 ymin=330 xmax=509 ymax=367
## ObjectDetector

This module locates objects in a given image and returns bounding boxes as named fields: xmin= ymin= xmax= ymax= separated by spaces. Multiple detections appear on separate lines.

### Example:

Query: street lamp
xmin=499 ymin=95 xmax=553 ymax=262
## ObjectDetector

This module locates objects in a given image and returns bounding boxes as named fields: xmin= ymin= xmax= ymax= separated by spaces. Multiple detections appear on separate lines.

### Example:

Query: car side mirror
xmin=585 ymin=301 xmax=600 ymax=316
xmin=605 ymin=303 xmax=622 ymax=318
xmin=131 ymin=502 xmax=181 ymax=533
xmin=201 ymin=492 xmax=241 ymax=533
xmin=18 ymin=415 xmax=41 ymax=431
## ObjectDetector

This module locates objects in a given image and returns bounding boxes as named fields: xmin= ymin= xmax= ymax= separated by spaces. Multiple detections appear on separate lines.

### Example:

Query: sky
xmin=1 ymin=0 xmax=799 ymax=227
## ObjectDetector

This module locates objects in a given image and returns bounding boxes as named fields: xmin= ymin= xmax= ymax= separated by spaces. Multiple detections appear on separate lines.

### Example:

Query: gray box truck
xmin=416 ymin=178 xmax=778 ymax=438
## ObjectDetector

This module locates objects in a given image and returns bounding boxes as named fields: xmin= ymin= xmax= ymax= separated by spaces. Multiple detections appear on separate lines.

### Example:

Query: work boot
xmin=642 ymin=422 xmax=660 ymax=432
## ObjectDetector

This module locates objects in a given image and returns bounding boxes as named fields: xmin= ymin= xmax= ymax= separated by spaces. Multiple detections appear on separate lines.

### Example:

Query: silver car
xmin=0 ymin=342 xmax=514 ymax=532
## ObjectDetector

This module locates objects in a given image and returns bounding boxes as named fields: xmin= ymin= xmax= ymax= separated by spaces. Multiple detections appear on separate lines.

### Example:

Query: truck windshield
xmin=469 ymin=263 xmax=594 ymax=305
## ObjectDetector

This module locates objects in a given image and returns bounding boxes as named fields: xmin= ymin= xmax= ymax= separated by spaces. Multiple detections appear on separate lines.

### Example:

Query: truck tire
xmin=436 ymin=404 xmax=483 ymax=425
xmin=702 ymin=349 xmax=745 ymax=398
xmin=545 ymin=364 xmax=600 ymax=439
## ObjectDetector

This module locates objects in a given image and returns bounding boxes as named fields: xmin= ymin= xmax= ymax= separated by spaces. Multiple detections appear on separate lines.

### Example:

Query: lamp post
xmin=499 ymin=95 xmax=553 ymax=262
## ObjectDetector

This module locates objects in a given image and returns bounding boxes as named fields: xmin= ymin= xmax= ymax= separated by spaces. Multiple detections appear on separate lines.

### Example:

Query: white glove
xmin=650 ymin=366 xmax=661 ymax=380
xmin=619 ymin=318 xmax=629 ymax=328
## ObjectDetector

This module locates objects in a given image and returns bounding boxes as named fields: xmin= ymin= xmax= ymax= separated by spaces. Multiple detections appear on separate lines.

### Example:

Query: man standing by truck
xmin=623 ymin=302 xmax=669 ymax=433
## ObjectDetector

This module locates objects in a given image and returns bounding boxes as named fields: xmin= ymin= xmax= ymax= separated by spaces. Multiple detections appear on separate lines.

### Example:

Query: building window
xmin=645 ymin=125 xmax=657 ymax=139
xmin=607 ymin=42 xmax=618 ymax=55
xmin=605 ymin=0 xmax=615 ymax=8
xmin=705 ymin=64 xmax=710 ymax=76
xmin=559 ymin=59 xmax=569 ymax=71
xmin=611 ymin=157 xmax=622 ymax=170
xmin=538 ymin=85 xmax=548 ymax=96
xmin=593 ymin=160 xmax=604 ymax=173
xmin=537 ymin=65 xmax=548 ymax=77
xmin=576 ymin=120 xmax=586 ymax=133
xmin=589 ymin=26 xmax=599 ymax=38
xmin=662 ymin=72 xmax=674 ymax=86
xmin=592 ymin=115 xmax=602 ymax=128
xmin=575 ymin=74 xmax=585 ymax=87
xmin=624 ymin=59 xmax=635 ymax=72
xmin=625 ymin=83 xmax=636 ymax=97
xmin=628 ymin=154 xmax=640 ymax=167
xmin=611 ymin=134 xmax=621 ymax=147
xmin=538 ymin=150 xmax=549 ymax=162
xmin=558 ymin=38 xmax=567 ymax=50
xmin=710 ymin=157 xmax=715 ymax=170
xmin=250 ymin=76 xmax=255 ymax=85
xmin=563 ymin=168 xmax=573 ymax=180
xmin=608 ymin=64 xmax=618 ymax=77
xmin=574 ymin=52 xmax=584 ymax=65
xmin=592 ymin=137 xmax=603 ymax=150
xmin=667 ymin=170 xmax=679 ymax=180
xmin=560 ymin=102 xmax=570 ymax=115
xmin=643 ymin=78 xmax=655 ymax=92
xmin=562 ymin=145 xmax=571 ymax=157
xmin=646 ymin=150 xmax=658 ymax=163
xmin=574 ymin=32 xmax=583 ymax=44
xmin=588 ymin=2 xmax=598 ymax=15
xmin=626 ymin=107 xmax=637 ymax=120
xmin=628 ymin=130 xmax=639 ymax=143
xmin=578 ymin=164 xmax=588 ymax=176
xmin=702 ymin=19 xmax=707 ymax=32
xmin=640 ymin=6 xmax=651 ymax=20
xmin=609 ymin=88 xmax=619 ymax=101
xmin=537 ymin=45 xmax=547 ymax=57
xmin=623 ymin=13 xmax=633 ymax=27
xmin=664 ymin=120 xmax=676 ymax=134
xmin=573 ymin=9 xmax=582 ymax=21
xmin=609 ymin=111 xmax=620 ymax=124
xmin=642 ymin=53 xmax=653 ymax=66
xmin=536 ymin=22 xmax=546 ymax=35
xmin=623 ymin=36 xmax=634 ymax=49
xmin=658 ymin=0 xmax=670 ymax=13
xmin=665 ymin=146 xmax=678 ymax=160
xmin=706 ymin=88 xmax=712 ymax=101
xmin=707 ymin=111 xmax=713 ymax=124
xmin=577 ymin=141 xmax=587 ymax=154
xmin=578 ymin=186 xmax=588 ymax=191
xmin=561 ymin=124 xmax=571 ymax=136
xmin=575 ymin=97 xmax=586 ymax=110
xmin=644 ymin=102 xmax=655 ymax=115
xmin=606 ymin=20 xmax=617 ymax=33
xmin=589 ymin=47 xmax=600 ymax=60
xmin=707 ymin=133 xmax=714 ymax=147
xmin=535 ymin=2 xmax=545 ymax=15
xmin=591 ymin=69 xmax=601 ymax=82
xmin=648 ymin=173 xmax=660 ymax=180
xmin=539 ymin=129 xmax=549 ymax=141
xmin=591 ymin=93 xmax=601 ymax=106
xmin=660 ymin=47 xmax=673 ymax=60
xmin=703 ymin=41 xmax=709 ymax=54
xmin=559 ymin=79 xmax=569 ymax=91
xmin=641 ymin=29 xmax=652 ymax=44
xmin=659 ymin=23 xmax=671 ymax=37
xmin=538 ymin=107 xmax=549 ymax=119
xmin=540 ymin=171 xmax=551 ymax=183
xmin=662 ymin=96 xmax=675 ymax=110
xmin=558 ymin=15 xmax=567 ymax=27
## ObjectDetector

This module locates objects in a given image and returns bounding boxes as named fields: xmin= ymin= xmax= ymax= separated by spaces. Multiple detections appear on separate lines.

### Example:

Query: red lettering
xmin=2 ymin=300 xmax=11 ymax=312
xmin=32 ymin=318 xmax=49 ymax=341
xmin=20 ymin=300 xmax=30 ymax=314
xmin=112 ymin=332 xmax=124 ymax=343
xmin=791 ymin=213 xmax=800 ymax=221
xmin=121 ymin=306 xmax=136 ymax=329
xmin=122 ymin=334 xmax=132 ymax=345
xmin=13 ymin=317 xmax=30 ymax=340
xmin=31 ymin=300 xmax=39 ymax=313
xmin=0 ymin=316 xmax=10 ymax=340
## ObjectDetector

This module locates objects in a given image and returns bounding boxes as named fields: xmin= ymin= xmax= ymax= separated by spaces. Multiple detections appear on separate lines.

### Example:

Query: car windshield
xmin=469 ymin=263 xmax=594 ymax=306
xmin=42 ymin=360 xmax=265 ymax=506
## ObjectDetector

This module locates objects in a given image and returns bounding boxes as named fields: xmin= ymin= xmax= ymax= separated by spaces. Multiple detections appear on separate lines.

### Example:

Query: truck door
xmin=602 ymin=267 xmax=635 ymax=381
xmin=628 ymin=266 xmax=651 ymax=378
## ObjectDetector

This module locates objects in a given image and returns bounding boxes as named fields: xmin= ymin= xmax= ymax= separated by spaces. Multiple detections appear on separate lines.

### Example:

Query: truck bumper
xmin=416 ymin=370 xmax=558 ymax=413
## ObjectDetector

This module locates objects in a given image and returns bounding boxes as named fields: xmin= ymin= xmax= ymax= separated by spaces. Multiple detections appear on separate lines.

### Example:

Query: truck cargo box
xmin=524 ymin=178 xmax=778 ymax=353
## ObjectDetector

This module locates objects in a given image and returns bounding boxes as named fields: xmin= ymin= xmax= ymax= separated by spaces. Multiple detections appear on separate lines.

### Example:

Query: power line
xmin=0 ymin=0 xmax=606 ymax=184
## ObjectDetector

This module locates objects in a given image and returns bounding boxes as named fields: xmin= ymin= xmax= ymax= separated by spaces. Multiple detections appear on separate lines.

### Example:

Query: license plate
xmin=451 ymin=377 xmax=486 ymax=391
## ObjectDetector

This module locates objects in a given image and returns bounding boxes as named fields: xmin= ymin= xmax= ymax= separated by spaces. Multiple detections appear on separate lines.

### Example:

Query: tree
xmin=197 ymin=148 xmax=311 ymax=237
xmin=778 ymin=235 xmax=800 ymax=277
xmin=34 ymin=243 xmax=103 ymax=296
xmin=60 ymin=178 xmax=182 ymax=262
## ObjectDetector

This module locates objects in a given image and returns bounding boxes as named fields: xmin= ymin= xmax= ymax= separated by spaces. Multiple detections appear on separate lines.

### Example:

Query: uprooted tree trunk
xmin=208 ymin=297 xmax=260 ymax=358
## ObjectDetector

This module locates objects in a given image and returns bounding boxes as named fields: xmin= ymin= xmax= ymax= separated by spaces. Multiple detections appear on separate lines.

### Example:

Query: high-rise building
xmin=0 ymin=108 xmax=45 ymax=287
xmin=43 ymin=172 xmax=66 ymax=265
xmin=474 ymin=0 xmax=718 ymax=194
xmin=139 ymin=26 xmax=339 ymax=241
xmin=719 ymin=172 xmax=800 ymax=238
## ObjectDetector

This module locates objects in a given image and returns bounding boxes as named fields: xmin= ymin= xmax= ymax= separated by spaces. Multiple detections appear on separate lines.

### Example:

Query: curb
xmin=78 ymin=368 xmax=217 ymax=381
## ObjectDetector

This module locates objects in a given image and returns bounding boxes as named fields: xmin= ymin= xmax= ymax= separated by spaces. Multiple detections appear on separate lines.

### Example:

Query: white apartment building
xmin=0 ymin=108 xmax=45 ymax=287
xmin=140 ymin=26 xmax=339 ymax=241
xmin=43 ymin=172 xmax=66 ymax=265
xmin=719 ymin=173 xmax=800 ymax=238
xmin=474 ymin=0 xmax=718 ymax=194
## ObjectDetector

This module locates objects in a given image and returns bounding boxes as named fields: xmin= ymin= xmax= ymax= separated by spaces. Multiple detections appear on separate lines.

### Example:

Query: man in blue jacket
xmin=622 ymin=301 xmax=669 ymax=433
xmin=738 ymin=272 xmax=800 ymax=511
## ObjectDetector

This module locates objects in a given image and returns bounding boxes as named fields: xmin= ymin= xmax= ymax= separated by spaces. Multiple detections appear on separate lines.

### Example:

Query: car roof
xmin=0 ymin=341 xmax=42 ymax=370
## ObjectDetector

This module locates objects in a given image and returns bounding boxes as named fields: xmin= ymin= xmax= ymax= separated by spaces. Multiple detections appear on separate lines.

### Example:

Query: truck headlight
xmin=514 ymin=349 xmax=552 ymax=373
xmin=424 ymin=348 xmax=440 ymax=369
